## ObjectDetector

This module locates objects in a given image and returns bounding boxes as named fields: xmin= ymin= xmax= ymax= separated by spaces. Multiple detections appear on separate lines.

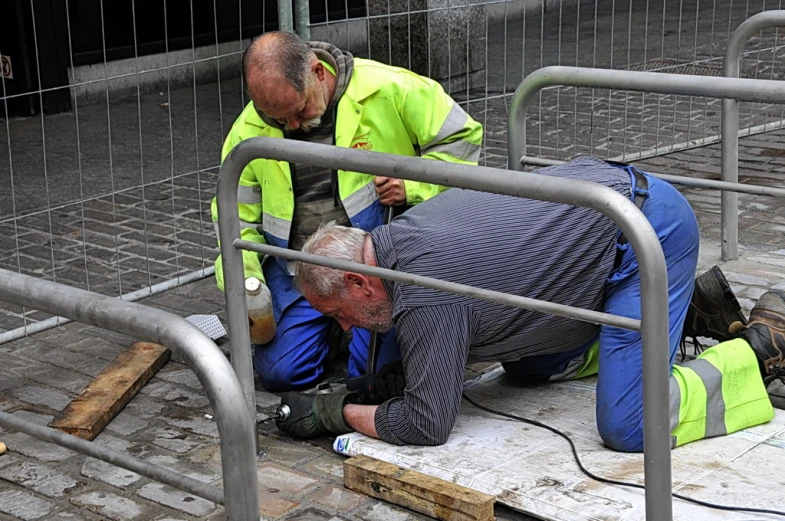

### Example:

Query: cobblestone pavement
xmin=0 ymin=276 xmax=538 ymax=521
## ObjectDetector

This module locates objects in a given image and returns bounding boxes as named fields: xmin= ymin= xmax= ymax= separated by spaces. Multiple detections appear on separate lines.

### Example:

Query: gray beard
xmin=286 ymin=115 xmax=322 ymax=132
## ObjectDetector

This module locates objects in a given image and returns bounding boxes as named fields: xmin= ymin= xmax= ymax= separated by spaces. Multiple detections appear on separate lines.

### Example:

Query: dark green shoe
xmin=729 ymin=289 xmax=785 ymax=386
xmin=681 ymin=266 xmax=747 ymax=353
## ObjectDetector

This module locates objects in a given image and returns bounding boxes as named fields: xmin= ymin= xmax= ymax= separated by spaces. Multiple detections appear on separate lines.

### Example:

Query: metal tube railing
xmin=722 ymin=10 xmax=785 ymax=261
xmin=234 ymin=239 xmax=640 ymax=330
xmin=520 ymin=155 xmax=785 ymax=198
xmin=508 ymin=67 xmax=785 ymax=175
xmin=509 ymin=66 xmax=785 ymax=272
xmin=0 ymin=269 xmax=260 ymax=521
xmin=0 ymin=410 xmax=224 ymax=504
xmin=0 ymin=266 xmax=216 ymax=346
xmin=216 ymin=138 xmax=671 ymax=521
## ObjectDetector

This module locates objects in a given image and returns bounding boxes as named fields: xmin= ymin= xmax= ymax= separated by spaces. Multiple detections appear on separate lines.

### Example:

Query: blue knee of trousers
xmin=254 ymin=259 xmax=333 ymax=391
xmin=597 ymin=417 xmax=644 ymax=453
xmin=595 ymin=171 xmax=698 ymax=455
xmin=253 ymin=345 xmax=325 ymax=391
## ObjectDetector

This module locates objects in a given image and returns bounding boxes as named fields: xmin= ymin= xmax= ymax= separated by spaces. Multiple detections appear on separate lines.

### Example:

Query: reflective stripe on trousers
xmin=670 ymin=338 xmax=773 ymax=447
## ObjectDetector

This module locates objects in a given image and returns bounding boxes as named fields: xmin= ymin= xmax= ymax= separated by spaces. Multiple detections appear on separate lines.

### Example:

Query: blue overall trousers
xmin=503 ymin=166 xmax=700 ymax=452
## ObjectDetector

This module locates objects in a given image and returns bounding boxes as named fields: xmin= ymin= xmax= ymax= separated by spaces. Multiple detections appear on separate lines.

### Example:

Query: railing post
xmin=217 ymin=161 xmax=258 ymax=430
xmin=722 ymin=10 xmax=785 ymax=261
xmin=294 ymin=0 xmax=310 ymax=39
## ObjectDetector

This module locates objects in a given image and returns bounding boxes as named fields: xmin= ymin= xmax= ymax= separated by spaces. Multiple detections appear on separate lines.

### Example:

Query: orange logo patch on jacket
xmin=351 ymin=134 xmax=373 ymax=151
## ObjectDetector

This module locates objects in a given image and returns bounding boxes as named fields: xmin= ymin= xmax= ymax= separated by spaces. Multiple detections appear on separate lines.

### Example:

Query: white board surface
xmin=333 ymin=367 xmax=785 ymax=521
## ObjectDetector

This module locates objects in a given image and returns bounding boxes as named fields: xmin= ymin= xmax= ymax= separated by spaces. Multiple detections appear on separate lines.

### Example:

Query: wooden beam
xmin=344 ymin=455 xmax=495 ymax=521
xmin=49 ymin=342 xmax=170 ymax=440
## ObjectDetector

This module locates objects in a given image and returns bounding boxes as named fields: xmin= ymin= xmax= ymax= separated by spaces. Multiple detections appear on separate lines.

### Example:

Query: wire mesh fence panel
xmin=0 ymin=0 xmax=270 ymax=337
xmin=2 ymin=0 xmax=785 ymax=336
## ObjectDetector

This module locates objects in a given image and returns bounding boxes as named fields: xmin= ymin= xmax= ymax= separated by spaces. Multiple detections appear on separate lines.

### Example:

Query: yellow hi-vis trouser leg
xmin=669 ymin=338 xmax=773 ymax=447
xmin=560 ymin=339 xmax=773 ymax=448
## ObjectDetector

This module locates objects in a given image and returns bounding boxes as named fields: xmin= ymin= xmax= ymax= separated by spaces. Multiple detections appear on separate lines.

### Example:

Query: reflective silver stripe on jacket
xmin=237 ymin=184 xmax=262 ymax=205
xmin=423 ymin=102 xmax=469 ymax=150
xmin=421 ymin=102 xmax=480 ymax=162
xmin=424 ymin=140 xmax=481 ymax=163
xmin=342 ymin=181 xmax=378 ymax=219
xmin=262 ymin=212 xmax=291 ymax=243
xmin=214 ymin=219 xmax=260 ymax=241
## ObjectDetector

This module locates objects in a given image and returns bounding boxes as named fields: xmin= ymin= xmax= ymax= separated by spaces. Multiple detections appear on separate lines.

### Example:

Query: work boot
xmin=729 ymin=289 xmax=785 ymax=386
xmin=681 ymin=266 xmax=746 ymax=352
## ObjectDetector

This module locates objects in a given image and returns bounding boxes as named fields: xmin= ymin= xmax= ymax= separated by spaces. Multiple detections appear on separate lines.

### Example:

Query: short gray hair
xmin=243 ymin=31 xmax=314 ymax=93
xmin=294 ymin=222 xmax=368 ymax=298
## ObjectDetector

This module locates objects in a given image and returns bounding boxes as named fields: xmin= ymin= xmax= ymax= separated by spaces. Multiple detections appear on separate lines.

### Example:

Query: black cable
xmin=462 ymin=392 xmax=785 ymax=518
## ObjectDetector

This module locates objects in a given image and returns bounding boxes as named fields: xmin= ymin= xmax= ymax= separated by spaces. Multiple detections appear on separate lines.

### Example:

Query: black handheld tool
xmin=345 ymin=204 xmax=393 ymax=402
xmin=273 ymin=404 xmax=291 ymax=421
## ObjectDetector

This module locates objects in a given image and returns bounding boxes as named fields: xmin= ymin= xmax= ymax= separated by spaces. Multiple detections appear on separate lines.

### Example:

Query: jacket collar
xmin=342 ymin=60 xmax=379 ymax=103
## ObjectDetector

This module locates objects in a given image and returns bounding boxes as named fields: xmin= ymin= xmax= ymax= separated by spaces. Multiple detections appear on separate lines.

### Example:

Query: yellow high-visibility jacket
xmin=211 ymin=57 xmax=483 ymax=291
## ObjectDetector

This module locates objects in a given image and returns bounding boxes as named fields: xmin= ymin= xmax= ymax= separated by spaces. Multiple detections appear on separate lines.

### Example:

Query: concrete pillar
xmin=366 ymin=0 xmax=487 ymax=93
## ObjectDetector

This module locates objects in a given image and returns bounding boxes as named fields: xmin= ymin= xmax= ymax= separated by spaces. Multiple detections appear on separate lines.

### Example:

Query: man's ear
xmin=312 ymin=60 xmax=325 ymax=81
xmin=344 ymin=272 xmax=372 ymax=296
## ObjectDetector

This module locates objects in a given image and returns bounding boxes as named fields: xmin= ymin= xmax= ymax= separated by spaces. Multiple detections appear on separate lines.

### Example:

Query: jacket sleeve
xmin=397 ymin=72 xmax=484 ymax=205
xmin=211 ymin=123 xmax=267 ymax=292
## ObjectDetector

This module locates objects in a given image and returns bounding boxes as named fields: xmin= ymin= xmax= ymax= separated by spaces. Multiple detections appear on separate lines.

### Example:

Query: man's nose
xmin=337 ymin=318 xmax=352 ymax=331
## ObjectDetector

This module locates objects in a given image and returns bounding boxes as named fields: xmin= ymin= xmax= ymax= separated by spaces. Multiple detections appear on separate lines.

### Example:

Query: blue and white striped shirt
xmin=372 ymin=156 xmax=633 ymax=445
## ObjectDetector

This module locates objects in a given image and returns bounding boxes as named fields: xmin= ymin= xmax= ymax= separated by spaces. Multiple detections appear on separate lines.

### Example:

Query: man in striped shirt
xmin=276 ymin=156 xmax=782 ymax=452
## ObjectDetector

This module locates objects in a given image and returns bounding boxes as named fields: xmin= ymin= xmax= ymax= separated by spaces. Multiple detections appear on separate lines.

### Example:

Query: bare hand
xmin=373 ymin=177 xmax=407 ymax=206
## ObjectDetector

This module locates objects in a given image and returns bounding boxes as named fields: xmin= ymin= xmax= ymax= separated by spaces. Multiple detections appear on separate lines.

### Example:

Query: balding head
xmin=243 ymin=31 xmax=314 ymax=95
xmin=242 ymin=32 xmax=335 ymax=132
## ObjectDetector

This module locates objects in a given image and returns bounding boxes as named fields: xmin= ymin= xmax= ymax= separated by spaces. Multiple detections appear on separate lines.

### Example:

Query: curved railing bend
xmin=722 ymin=10 xmax=785 ymax=260
xmin=509 ymin=66 xmax=785 ymax=269
xmin=0 ymin=269 xmax=260 ymax=521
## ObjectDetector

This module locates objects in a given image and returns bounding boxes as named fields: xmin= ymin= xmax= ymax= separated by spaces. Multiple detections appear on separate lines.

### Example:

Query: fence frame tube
xmin=0 ymin=269 xmax=260 ymax=521
xmin=278 ymin=0 xmax=294 ymax=32
xmin=722 ymin=10 xmax=785 ymax=261
xmin=216 ymin=137 xmax=672 ymax=521
xmin=519 ymin=155 xmax=785 ymax=197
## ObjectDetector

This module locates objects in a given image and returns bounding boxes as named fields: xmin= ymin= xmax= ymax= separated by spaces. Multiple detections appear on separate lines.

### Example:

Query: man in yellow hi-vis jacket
xmin=211 ymin=31 xmax=483 ymax=390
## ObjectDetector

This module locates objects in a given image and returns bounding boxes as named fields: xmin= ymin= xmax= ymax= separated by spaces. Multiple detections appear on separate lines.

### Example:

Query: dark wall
xmin=1 ymin=0 xmax=367 ymax=116
xmin=1 ymin=0 xmax=72 ymax=116
xmin=67 ymin=0 xmax=276 ymax=66
xmin=67 ymin=0 xmax=367 ymax=66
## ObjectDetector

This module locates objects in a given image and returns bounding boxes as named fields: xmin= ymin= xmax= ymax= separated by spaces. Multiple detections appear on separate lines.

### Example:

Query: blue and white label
xmin=333 ymin=435 xmax=352 ymax=454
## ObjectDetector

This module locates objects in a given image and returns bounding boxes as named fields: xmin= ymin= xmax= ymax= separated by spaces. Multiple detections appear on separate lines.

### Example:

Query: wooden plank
xmin=344 ymin=455 xmax=495 ymax=521
xmin=49 ymin=342 xmax=170 ymax=440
